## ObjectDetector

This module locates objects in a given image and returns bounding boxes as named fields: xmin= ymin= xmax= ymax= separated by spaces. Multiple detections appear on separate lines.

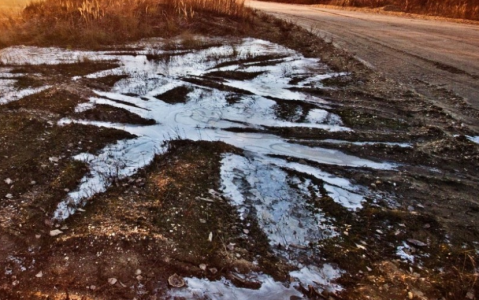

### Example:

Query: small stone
xmin=466 ymin=291 xmax=475 ymax=299
xmin=35 ymin=234 xmax=41 ymax=239
xmin=227 ymin=243 xmax=235 ymax=251
xmin=135 ymin=269 xmax=142 ymax=275
xmin=356 ymin=244 xmax=366 ymax=250
xmin=35 ymin=271 xmax=43 ymax=278
xmin=4 ymin=178 xmax=13 ymax=185
xmin=370 ymin=183 xmax=376 ymax=188
xmin=12 ymin=280 xmax=19 ymax=286
xmin=168 ymin=274 xmax=185 ymax=287
xmin=108 ymin=278 xmax=117 ymax=285
xmin=208 ymin=232 xmax=213 ymax=242
xmin=136 ymin=275 xmax=143 ymax=281
xmin=199 ymin=264 xmax=207 ymax=271
xmin=423 ymin=223 xmax=431 ymax=229
xmin=90 ymin=285 xmax=96 ymax=290
xmin=243 ymin=229 xmax=249 ymax=234
xmin=60 ymin=225 xmax=68 ymax=230
xmin=5 ymin=194 xmax=13 ymax=199
xmin=49 ymin=157 xmax=59 ymax=163
xmin=199 ymin=219 xmax=206 ymax=224
xmin=407 ymin=239 xmax=427 ymax=247
xmin=49 ymin=229 xmax=63 ymax=237
xmin=209 ymin=268 xmax=218 ymax=274
xmin=64 ymin=188 xmax=70 ymax=192
xmin=408 ymin=291 xmax=413 ymax=299
xmin=30 ymin=181 xmax=36 ymax=185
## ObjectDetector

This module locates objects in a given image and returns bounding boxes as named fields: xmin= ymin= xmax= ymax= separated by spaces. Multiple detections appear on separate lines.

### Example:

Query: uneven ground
xmin=0 ymin=10 xmax=478 ymax=300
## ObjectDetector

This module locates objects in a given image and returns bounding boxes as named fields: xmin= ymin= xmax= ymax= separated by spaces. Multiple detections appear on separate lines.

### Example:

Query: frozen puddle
xmin=0 ymin=37 xmax=399 ymax=298
xmin=169 ymin=265 xmax=342 ymax=300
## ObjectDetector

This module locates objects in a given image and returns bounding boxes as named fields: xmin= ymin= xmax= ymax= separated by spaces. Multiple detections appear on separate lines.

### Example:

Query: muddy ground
xmin=0 ymin=11 xmax=478 ymax=300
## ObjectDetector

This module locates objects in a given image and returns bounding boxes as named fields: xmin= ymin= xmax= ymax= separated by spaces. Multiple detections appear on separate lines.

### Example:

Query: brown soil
xmin=0 ymin=11 xmax=478 ymax=300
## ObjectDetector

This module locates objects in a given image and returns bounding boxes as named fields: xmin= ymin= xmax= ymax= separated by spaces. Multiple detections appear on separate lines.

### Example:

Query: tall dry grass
xmin=328 ymin=0 xmax=479 ymax=20
xmin=262 ymin=0 xmax=479 ymax=21
xmin=0 ymin=0 xmax=247 ymax=48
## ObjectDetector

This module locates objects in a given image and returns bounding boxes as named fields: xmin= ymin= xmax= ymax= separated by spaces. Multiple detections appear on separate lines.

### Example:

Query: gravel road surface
xmin=248 ymin=1 xmax=479 ymax=118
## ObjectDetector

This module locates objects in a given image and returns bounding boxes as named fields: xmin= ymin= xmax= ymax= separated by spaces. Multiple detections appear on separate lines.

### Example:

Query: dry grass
xmin=329 ymin=0 xmax=479 ymax=20
xmin=0 ymin=0 xmax=247 ymax=48
xmin=0 ymin=0 xmax=29 ymax=11
xmin=261 ymin=0 xmax=479 ymax=20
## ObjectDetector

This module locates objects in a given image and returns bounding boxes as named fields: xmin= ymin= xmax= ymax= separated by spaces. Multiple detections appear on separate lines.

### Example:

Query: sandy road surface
xmin=248 ymin=1 xmax=479 ymax=116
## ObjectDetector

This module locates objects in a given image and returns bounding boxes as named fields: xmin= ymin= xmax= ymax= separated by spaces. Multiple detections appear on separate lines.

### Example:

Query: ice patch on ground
xmin=168 ymin=264 xmax=344 ymax=300
xmin=168 ymin=274 xmax=302 ymax=300
xmin=290 ymin=264 xmax=343 ymax=292
xmin=7 ymin=37 xmax=394 ymax=220
xmin=397 ymin=242 xmax=415 ymax=263
xmin=320 ymin=139 xmax=412 ymax=148
xmin=0 ymin=36 xmax=402 ymax=297
xmin=0 ymin=80 xmax=51 ymax=104
xmin=467 ymin=135 xmax=479 ymax=144
xmin=306 ymin=108 xmax=343 ymax=125
xmin=220 ymin=154 xmax=337 ymax=248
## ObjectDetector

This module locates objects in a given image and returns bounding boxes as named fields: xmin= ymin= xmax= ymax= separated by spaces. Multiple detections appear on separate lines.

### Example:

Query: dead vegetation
xmin=0 ymin=0 xmax=248 ymax=48
xmin=260 ymin=0 xmax=479 ymax=21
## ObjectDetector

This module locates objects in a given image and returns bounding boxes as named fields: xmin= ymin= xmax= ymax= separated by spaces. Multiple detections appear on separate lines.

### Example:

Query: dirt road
xmin=248 ymin=1 xmax=479 ymax=123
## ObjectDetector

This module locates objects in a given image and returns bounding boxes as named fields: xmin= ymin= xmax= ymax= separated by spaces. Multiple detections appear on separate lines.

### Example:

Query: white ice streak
xmin=221 ymin=58 xmax=336 ymax=101
xmin=467 ymin=135 xmax=479 ymax=145
xmin=306 ymin=108 xmax=343 ymax=125
xmin=320 ymin=139 xmax=412 ymax=148
xmin=169 ymin=264 xmax=344 ymax=299
xmin=397 ymin=242 xmax=415 ymax=263
xmin=0 ymin=81 xmax=51 ymax=104
xmin=272 ymin=159 xmax=367 ymax=210
xmin=168 ymin=274 xmax=302 ymax=300
xmin=220 ymin=154 xmax=337 ymax=247
xmin=290 ymin=264 xmax=344 ymax=292
xmin=53 ymin=136 xmax=161 ymax=220
xmin=0 ymin=46 xmax=116 ymax=65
